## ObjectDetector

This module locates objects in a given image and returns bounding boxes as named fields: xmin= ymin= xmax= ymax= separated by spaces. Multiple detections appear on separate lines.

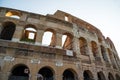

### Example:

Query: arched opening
xmin=97 ymin=71 xmax=106 ymax=80
xmin=108 ymin=73 xmax=114 ymax=80
xmin=91 ymin=41 xmax=99 ymax=60
xmin=21 ymin=25 xmax=37 ymax=43
xmin=100 ymin=45 xmax=108 ymax=62
xmin=8 ymin=64 xmax=30 ymax=80
xmin=63 ymin=69 xmax=77 ymax=80
xmin=107 ymin=48 xmax=116 ymax=69
xmin=62 ymin=33 xmax=73 ymax=50
xmin=42 ymin=29 xmax=56 ymax=47
xmin=83 ymin=70 xmax=94 ymax=80
xmin=0 ymin=21 xmax=16 ymax=40
xmin=38 ymin=67 xmax=54 ymax=80
xmin=6 ymin=11 xmax=21 ymax=19
xmin=79 ymin=37 xmax=88 ymax=55
xmin=115 ymin=74 xmax=120 ymax=80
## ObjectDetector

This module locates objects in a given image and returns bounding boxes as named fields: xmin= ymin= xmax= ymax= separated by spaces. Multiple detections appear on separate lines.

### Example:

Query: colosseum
xmin=0 ymin=7 xmax=120 ymax=80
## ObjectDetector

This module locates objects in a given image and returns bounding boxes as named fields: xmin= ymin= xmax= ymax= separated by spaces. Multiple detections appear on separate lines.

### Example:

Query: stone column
xmin=111 ymin=51 xmax=118 ymax=69
xmin=12 ymin=26 xmax=24 ymax=42
xmin=72 ymin=37 xmax=80 ymax=57
xmin=105 ymin=48 xmax=113 ymax=68
xmin=35 ymin=30 xmax=44 ymax=45
xmin=55 ymin=33 xmax=62 ymax=49
xmin=20 ymin=13 xmax=28 ymax=21
xmin=72 ymin=24 xmax=81 ymax=57
xmin=87 ymin=39 xmax=95 ymax=64
xmin=55 ymin=53 xmax=63 ymax=80
xmin=97 ymin=44 xmax=106 ymax=66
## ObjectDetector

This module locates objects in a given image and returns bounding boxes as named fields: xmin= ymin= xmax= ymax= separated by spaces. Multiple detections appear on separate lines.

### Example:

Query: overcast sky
xmin=0 ymin=0 xmax=120 ymax=58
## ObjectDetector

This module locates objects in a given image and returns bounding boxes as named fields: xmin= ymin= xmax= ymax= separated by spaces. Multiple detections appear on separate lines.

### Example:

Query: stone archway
xmin=8 ymin=64 xmax=30 ymax=80
xmin=63 ymin=69 xmax=77 ymax=80
xmin=97 ymin=71 xmax=106 ymax=80
xmin=83 ymin=70 xmax=94 ymax=80
xmin=108 ymin=73 xmax=114 ymax=80
xmin=0 ymin=21 xmax=16 ymax=40
xmin=38 ymin=67 xmax=54 ymax=80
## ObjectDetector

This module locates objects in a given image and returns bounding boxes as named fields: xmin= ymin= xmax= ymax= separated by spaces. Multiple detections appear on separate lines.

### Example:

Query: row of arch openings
xmin=0 ymin=21 xmax=73 ymax=50
xmin=8 ymin=64 xmax=77 ymax=80
xmin=0 ymin=21 xmax=117 ymax=65
xmin=8 ymin=64 xmax=120 ymax=80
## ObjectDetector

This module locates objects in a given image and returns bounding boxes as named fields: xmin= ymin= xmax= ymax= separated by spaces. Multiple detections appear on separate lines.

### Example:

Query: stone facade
xmin=0 ymin=7 xmax=120 ymax=80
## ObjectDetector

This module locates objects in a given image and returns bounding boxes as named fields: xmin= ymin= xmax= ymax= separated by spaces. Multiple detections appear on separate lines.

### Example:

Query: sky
xmin=0 ymin=0 xmax=120 ymax=58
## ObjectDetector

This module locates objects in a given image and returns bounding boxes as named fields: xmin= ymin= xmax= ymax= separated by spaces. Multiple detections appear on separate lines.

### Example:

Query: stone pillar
xmin=12 ymin=26 xmax=24 ymax=42
xmin=72 ymin=37 xmax=80 ymax=57
xmin=55 ymin=33 xmax=62 ymax=48
xmin=93 ymin=71 xmax=98 ymax=80
xmin=111 ymin=51 xmax=118 ymax=69
xmin=105 ymin=48 xmax=113 ymax=68
xmin=20 ymin=13 xmax=28 ymax=21
xmin=35 ymin=30 xmax=44 ymax=45
xmin=87 ymin=39 xmax=95 ymax=63
xmin=55 ymin=54 xmax=63 ymax=80
xmin=72 ymin=24 xmax=81 ymax=57
xmin=97 ymin=44 xmax=106 ymax=66
xmin=55 ymin=67 xmax=63 ymax=80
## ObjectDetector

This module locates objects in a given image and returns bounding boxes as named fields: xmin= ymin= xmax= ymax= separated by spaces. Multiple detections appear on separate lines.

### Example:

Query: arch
xmin=0 ymin=21 xmax=16 ymax=40
xmin=38 ymin=66 xmax=54 ymax=80
xmin=107 ymin=48 xmax=116 ymax=68
xmin=108 ymin=73 xmax=115 ymax=80
xmin=115 ymin=74 xmax=120 ymax=80
xmin=91 ymin=41 xmax=99 ymax=59
xmin=42 ymin=29 xmax=56 ymax=47
xmin=97 ymin=71 xmax=106 ymax=80
xmin=100 ymin=45 xmax=108 ymax=62
xmin=83 ymin=70 xmax=94 ymax=80
xmin=8 ymin=64 xmax=30 ymax=80
xmin=6 ymin=11 xmax=21 ymax=19
xmin=63 ymin=69 xmax=78 ymax=80
xmin=21 ymin=24 xmax=37 ymax=43
xmin=79 ymin=37 xmax=88 ymax=55
xmin=62 ymin=33 xmax=73 ymax=50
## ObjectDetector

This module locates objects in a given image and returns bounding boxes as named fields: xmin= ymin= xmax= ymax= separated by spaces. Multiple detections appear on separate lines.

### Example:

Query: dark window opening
xmin=100 ymin=45 xmax=108 ymax=62
xmin=83 ymin=70 xmax=93 ymax=80
xmin=0 ymin=22 xmax=16 ymax=40
xmin=8 ymin=64 xmax=29 ymax=80
xmin=97 ymin=72 xmax=106 ymax=80
xmin=79 ymin=37 xmax=88 ymax=55
xmin=63 ymin=69 xmax=75 ymax=80
xmin=38 ymin=67 xmax=54 ymax=80
xmin=108 ymin=73 xmax=114 ymax=80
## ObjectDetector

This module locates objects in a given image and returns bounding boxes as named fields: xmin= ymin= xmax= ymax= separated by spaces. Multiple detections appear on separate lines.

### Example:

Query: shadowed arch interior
xmin=8 ymin=64 xmax=30 ymax=80
xmin=108 ymin=73 xmax=114 ymax=80
xmin=97 ymin=71 xmax=106 ymax=80
xmin=83 ymin=70 xmax=94 ymax=80
xmin=0 ymin=21 xmax=16 ymax=40
xmin=63 ymin=69 xmax=76 ymax=80
xmin=38 ymin=67 xmax=54 ymax=80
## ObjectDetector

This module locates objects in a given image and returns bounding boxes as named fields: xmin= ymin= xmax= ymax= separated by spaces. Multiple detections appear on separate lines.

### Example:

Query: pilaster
xmin=12 ymin=26 xmax=24 ymax=42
